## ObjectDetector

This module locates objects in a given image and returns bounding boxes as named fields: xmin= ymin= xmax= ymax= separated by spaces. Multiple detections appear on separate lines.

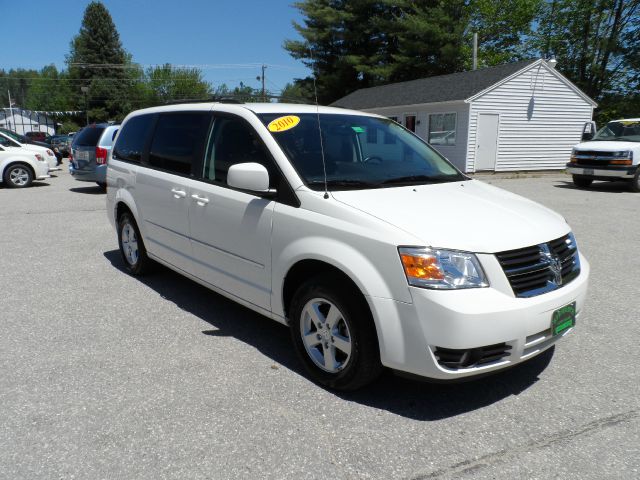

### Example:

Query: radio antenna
xmin=309 ymin=48 xmax=329 ymax=199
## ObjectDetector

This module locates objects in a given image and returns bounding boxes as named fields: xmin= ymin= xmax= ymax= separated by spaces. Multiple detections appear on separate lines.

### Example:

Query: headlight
xmin=612 ymin=150 xmax=631 ymax=158
xmin=46 ymin=149 xmax=54 ymax=156
xmin=398 ymin=247 xmax=488 ymax=289
xmin=35 ymin=154 xmax=45 ymax=162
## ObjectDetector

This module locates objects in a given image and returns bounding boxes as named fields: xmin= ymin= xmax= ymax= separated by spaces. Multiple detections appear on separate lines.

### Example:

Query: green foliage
xmin=279 ymin=81 xmax=315 ymax=103
xmin=66 ymin=1 xmax=132 ymax=122
xmin=533 ymin=0 xmax=640 ymax=100
xmin=284 ymin=0 xmax=518 ymax=103
xmin=465 ymin=0 xmax=542 ymax=68
xmin=145 ymin=64 xmax=212 ymax=104
xmin=389 ymin=0 xmax=467 ymax=81
xmin=214 ymin=82 xmax=265 ymax=102
xmin=59 ymin=120 xmax=81 ymax=134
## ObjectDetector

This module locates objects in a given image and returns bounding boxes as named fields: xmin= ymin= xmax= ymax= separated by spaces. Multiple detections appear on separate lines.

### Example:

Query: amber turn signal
xmin=400 ymin=253 xmax=444 ymax=280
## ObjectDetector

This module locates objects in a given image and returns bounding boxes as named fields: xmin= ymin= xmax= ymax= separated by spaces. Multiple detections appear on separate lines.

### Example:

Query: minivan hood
xmin=331 ymin=180 xmax=569 ymax=253
xmin=575 ymin=140 xmax=640 ymax=152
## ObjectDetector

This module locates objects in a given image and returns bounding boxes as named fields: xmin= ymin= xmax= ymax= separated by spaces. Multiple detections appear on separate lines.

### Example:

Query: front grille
xmin=434 ymin=343 xmax=511 ymax=369
xmin=572 ymin=151 xmax=630 ymax=166
xmin=495 ymin=233 xmax=580 ymax=298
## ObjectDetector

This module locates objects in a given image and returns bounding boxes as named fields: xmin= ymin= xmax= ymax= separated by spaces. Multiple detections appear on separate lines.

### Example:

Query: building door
xmin=475 ymin=113 xmax=499 ymax=171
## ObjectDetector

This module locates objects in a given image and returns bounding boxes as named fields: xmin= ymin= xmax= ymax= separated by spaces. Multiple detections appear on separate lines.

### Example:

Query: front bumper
xmin=369 ymin=253 xmax=590 ymax=380
xmin=567 ymin=162 xmax=638 ymax=179
xmin=34 ymin=161 xmax=50 ymax=180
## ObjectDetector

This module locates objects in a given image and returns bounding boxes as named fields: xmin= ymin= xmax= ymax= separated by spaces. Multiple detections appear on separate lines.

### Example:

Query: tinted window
xmin=203 ymin=116 xmax=275 ymax=186
xmin=113 ymin=115 xmax=154 ymax=164
xmin=73 ymin=126 xmax=106 ymax=147
xmin=148 ymin=113 xmax=210 ymax=175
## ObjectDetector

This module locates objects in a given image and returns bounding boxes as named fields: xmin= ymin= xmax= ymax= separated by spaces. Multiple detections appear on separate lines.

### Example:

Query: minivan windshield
xmin=592 ymin=120 xmax=640 ymax=142
xmin=259 ymin=113 xmax=465 ymax=190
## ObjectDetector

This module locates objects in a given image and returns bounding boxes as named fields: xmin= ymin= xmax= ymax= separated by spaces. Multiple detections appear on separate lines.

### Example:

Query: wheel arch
xmin=1 ymin=160 xmax=36 ymax=181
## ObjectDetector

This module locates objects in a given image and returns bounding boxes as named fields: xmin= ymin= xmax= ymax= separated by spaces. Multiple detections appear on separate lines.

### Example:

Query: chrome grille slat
xmin=495 ymin=233 xmax=581 ymax=298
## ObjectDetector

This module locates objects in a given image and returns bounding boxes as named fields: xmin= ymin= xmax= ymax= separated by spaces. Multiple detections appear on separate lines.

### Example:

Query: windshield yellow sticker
xmin=268 ymin=115 xmax=300 ymax=132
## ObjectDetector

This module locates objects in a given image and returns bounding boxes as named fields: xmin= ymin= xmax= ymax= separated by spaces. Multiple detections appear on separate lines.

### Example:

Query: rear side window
xmin=148 ymin=112 xmax=211 ymax=175
xmin=99 ymin=127 xmax=119 ymax=147
xmin=113 ymin=115 xmax=154 ymax=164
xmin=73 ymin=126 xmax=106 ymax=147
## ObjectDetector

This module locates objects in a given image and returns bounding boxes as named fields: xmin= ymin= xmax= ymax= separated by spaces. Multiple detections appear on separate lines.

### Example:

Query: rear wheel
xmin=117 ymin=213 xmax=152 ymax=275
xmin=3 ymin=163 xmax=33 ymax=188
xmin=572 ymin=174 xmax=593 ymax=188
xmin=289 ymin=275 xmax=382 ymax=390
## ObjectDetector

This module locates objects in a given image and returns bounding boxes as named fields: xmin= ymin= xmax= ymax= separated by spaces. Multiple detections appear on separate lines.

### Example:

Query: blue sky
xmin=1 ymin=0 xmax=311 ymax=94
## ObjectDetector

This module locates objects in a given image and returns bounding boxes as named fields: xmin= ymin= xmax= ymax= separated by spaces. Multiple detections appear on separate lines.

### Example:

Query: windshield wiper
xmin=380 ymin=174 xmax=457 ymax=185
xmin=307 ymin=179 xmax=380 ymax=190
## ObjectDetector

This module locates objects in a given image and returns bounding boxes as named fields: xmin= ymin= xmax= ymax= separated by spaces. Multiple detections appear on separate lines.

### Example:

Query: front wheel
xmin=117 ymin=213 xmax=152 ymax=275
xmin=630 ymin=170 xmax=640 ymax=193
xmin=289 ymin=276 xmax=382 ymax=390
xmin=572 ymin=174 xmax=593 ymax=188
xmin=3 ymin=163 xmax=33 ymax=188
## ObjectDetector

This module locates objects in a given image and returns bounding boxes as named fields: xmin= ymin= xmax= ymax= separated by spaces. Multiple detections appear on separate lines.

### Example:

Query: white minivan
xmin=106 ymin=103 xmax=589 ymax=390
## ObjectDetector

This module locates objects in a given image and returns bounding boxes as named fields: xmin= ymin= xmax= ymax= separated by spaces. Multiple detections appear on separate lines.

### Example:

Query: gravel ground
xmin=0 ymin=168 xmax=638 ymax=479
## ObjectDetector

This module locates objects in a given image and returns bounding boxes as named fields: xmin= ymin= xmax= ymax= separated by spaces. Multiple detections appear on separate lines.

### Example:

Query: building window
xmin=428 ymin=113 xmax=456 ymax=145
xmin=366 ymin=126 xmax=378 ymax=144
xmin=404 ymin=114 xmax=416 ymax=132
xmin=385 ymin=116 xmax=398 ymax=144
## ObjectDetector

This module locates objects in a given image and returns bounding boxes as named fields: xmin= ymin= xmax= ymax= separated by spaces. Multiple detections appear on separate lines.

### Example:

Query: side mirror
xmin=581 ymin=121 xmax=596 ymax=141
xmin=227 ymin=162 xmax=274 ymax=195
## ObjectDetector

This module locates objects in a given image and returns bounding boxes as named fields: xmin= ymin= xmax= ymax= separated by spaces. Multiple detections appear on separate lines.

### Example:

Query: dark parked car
xmin=47 ymin=134 xmax=72 ymax=156
xmin=25 ymin=131 xmax=48 ymax=142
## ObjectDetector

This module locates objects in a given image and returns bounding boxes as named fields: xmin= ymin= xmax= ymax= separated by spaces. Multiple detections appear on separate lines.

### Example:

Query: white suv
xmin=106 ymin=103 xmax=590 ymax=390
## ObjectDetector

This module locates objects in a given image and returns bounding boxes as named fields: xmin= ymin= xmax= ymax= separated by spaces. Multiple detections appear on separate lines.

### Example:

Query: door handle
xmin=191 ymin=194 xmax=209 ymax=205
xmin=171 ymin=188 xmax=187 ymax=198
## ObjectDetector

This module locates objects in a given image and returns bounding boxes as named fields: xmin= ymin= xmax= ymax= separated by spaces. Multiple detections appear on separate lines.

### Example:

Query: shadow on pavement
xmin=0 ymin=182 xmax=50 ymax=189
xmin=70 ymin=185 xmax=105 ymax=194
xmin=104 ymin=249 xmax=553 ymax=420
xmin=554 ymin=179 xmax=632 ymax=193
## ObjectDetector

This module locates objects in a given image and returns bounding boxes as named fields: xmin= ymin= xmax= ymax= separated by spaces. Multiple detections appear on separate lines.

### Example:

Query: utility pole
xmin=8 ymin=90 xmax=16 ymax=132
xmin=257 ymin=64 xmax=267 ymax=102
xmin=473 ymin=33 xmax=478 ymax=71
xmin=81 ymin=86 xmax=89 ymax=125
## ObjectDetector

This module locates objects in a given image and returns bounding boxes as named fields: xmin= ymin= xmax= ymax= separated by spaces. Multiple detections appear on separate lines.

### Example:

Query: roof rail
xmin=163 ymin=96 xmax=243 ymax=106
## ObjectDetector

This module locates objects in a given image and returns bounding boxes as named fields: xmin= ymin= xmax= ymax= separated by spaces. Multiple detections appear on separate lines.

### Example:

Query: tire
xmin=572 ymin=175 xmax=593 ymax=188
xmin=117 ymin=212 xmax=152 ymax=275
xmin=630 ymin=170 xmax=640 ymax=193
xmin=289 ymin=275 xmax=382 ymax=390
xmin=3 ymin=163 xmax=34 ymax=188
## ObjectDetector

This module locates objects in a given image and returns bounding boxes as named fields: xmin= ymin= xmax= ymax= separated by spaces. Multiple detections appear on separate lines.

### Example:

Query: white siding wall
xmin=466 ymin=64 xmax=594 ymax=172
xmin=0 ymin=114 xmax=56 ymax=136
xmin=364 ymin=101 xmax=470 ymax=172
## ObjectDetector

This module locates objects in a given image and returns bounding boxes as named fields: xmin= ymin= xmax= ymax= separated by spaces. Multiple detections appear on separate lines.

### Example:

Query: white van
xmin=106 ymin=103 xmax=589 ymax=390
xmin=567 ymin=118 xmax=640 ymax=191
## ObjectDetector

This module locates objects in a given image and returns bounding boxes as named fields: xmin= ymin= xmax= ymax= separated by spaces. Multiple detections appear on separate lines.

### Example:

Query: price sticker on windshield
xmin=268 ymin=115 xmax=300 ymax=133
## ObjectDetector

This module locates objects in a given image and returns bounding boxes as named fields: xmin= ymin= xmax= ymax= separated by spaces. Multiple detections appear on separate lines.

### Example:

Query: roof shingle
xmin=331 ymin=59 xmax=539 ymax=109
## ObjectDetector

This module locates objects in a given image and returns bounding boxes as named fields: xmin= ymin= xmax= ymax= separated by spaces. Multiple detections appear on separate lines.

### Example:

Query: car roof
xmin=125 ymin=102 xmax=381 ymax=120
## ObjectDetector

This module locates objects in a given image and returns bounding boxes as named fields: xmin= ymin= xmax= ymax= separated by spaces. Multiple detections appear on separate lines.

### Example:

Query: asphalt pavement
xmin=0 ymin=167 xmax=638 ymax=479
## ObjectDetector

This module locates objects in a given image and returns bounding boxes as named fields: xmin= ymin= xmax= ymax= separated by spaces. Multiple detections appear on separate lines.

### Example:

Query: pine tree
xmin=67 ymin=1 xmax=131 ymax=122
